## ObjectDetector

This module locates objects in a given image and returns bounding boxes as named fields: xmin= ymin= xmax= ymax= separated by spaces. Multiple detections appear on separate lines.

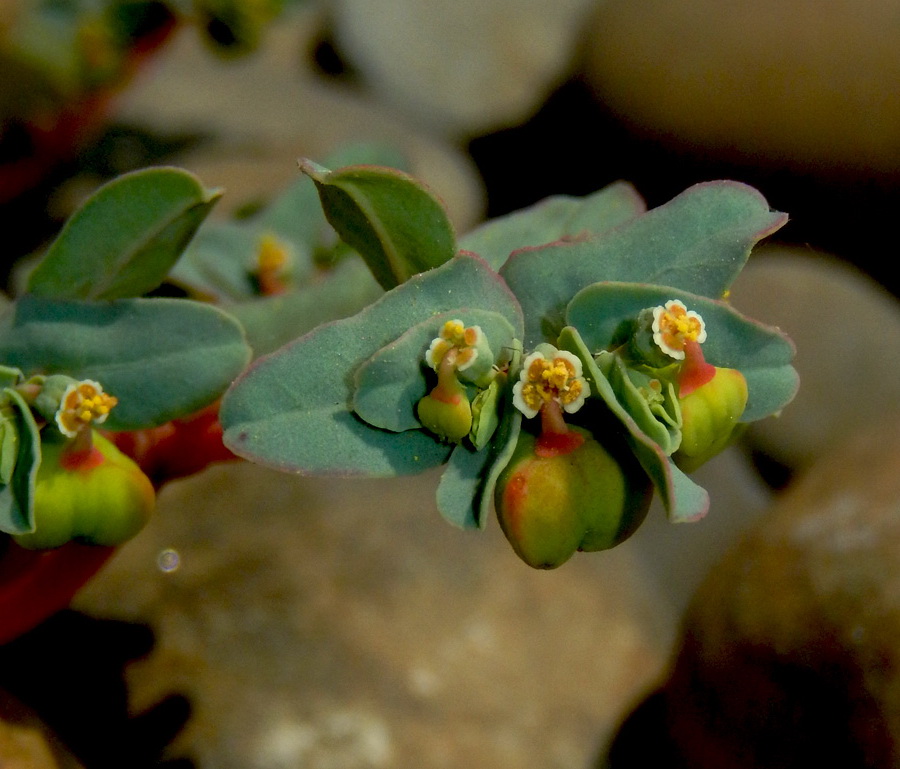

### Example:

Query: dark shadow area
xmin=602 ymin=647 xmax=891 ymax=769
xmin=0 ymin=610 xmax=193 ymax=769
xmin=469 ymin=77 xmax=900 ymax=299
xmin=0 ymin=124 xmax=203 ymax=292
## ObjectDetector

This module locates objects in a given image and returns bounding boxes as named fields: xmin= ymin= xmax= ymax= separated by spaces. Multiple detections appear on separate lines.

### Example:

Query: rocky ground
xmin=3 ymin=1 xmax=900 ymax=767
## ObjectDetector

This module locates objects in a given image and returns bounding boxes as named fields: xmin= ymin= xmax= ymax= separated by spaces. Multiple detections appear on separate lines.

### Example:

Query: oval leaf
xmin=501 ymin=181 xmax=787 ymax=347
xmin=168 ymin=222 xmax=264 ymax=302
xmin=299 ymin=159 xmax=457 ymax=289
xmin=260 ymin=143 xmax=411 ymax=248
xmin=28 ymin=167 xmax=222 ymax=300
xmin=0 ymin=296 xmax=251 ymax=430
xmin=228 ymin=258 xmax=384 ymax=358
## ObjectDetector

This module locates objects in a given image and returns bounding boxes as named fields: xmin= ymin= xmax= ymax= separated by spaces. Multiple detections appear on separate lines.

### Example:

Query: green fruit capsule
xmin=674 ymin=367 xmax=748 ymax=472
xmin=495 ymin=428 xmax=651 ymax=569
xmin=14 ymin=431 xmax=155 ymax=550
xmin=416 ymin=377 xmax=473 ymax=443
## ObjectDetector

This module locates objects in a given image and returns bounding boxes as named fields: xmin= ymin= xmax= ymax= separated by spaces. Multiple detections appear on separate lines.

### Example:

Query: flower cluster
xmin=253 ymin=233 xmax=293 ymax=296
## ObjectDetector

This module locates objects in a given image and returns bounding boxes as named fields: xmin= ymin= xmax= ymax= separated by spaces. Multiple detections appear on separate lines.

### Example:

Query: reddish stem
xmin=535 ymin=401 xmax=584 ymax=457
xmin=59 ymin=429 xmax=105 ymax=472
xmin=430 ymin=349 xmax=463 ymax=404
xmin=678 ymin=339 xmax=716 ymax=398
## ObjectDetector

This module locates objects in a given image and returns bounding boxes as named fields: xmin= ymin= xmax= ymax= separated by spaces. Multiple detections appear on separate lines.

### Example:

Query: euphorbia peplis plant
xmin=0 ymin=166 xmax=251 ymax=639
xmin=219 ymin=159 xmax=799 ymax=569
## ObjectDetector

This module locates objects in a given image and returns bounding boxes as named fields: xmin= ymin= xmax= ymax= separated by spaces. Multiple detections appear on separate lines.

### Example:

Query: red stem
xmin=535 ymin=401 xmax=584 ymax=457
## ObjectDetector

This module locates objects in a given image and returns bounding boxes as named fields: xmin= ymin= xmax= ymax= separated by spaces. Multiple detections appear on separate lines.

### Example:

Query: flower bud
xmin=14 ymin=431 xmax=155 ymax=550
xmin=495 ymin=427 xmax=651 ymax=568
xmin=674 ymin=367 xmax=748 ymax=472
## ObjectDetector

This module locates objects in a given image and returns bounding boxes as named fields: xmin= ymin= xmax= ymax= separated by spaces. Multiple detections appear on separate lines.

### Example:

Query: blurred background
xmin=2 ymin=1 xmax=900 ymax=767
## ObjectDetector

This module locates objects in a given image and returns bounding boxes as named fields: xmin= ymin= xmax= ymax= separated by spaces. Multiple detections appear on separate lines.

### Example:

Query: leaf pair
xmin=0 ymin=167 xmax=253 ymax=537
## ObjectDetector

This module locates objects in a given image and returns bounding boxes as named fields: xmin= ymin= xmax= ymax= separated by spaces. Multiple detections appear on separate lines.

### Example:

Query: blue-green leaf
xmin=460 ymin=181 xmax=645 ymax=270
xmin=259 ymin=143 xmax=411 ymax=249
xmin=168 ymin=222 xmax=262 ymax=301
xmin=0 ymin=388 xmax=40 ymax=536
xmin=221 ymin=253 xmax=523 ymax=476
xmin=28 ymin=167 xmax=222 ymax=300
xmin=170 ymin=144 xmax=412 ymax=301
xmin=299 ymin=158 xmax=457 ymax=290
xmin=0 ymin=296 xmax=251 ymax=430
xmin=228 ymin=258 xmax=384 ymax=358
xmin=501 ymin=181 xmax=787 ymax=347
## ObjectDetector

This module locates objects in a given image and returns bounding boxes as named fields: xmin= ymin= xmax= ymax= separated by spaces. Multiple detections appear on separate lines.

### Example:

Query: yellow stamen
xmin=54 ymin=381 xmax=118 ymax=437
xmin=651 ymin=300 xmax=707 ymax=360
xmin=425 ymin=320 xmax=484 ymax=372
xmin=514 ymin=351 xmax=589 ymax=417
xmin=257 ymin=234 xmax=291 ymax=272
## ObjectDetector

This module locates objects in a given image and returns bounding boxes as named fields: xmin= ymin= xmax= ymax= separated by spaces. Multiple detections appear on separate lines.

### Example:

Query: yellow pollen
xmin=655 ymin=302 xmax=705 ymax=355
xmin=427 ymin=320 xmax=483 ymax=372
xmin=56 ymin=382 xmax=118 ymax=435
xmin=441 ymin=320 xmax=467 ymax=347
xmin=522 ymin=357 xmax=580 ymax=410
xmin=257 ymin=234 xmax=290 ymax=272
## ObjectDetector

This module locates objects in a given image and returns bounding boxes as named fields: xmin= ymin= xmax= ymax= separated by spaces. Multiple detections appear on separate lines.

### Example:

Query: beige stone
xmin=582 ymin=0 xmax=900 ymax=173
xmin=75 ymin=461 xmax=672 ymax=769
xmin=329 ymin=0 xmax=599 ymax=137
xmin=0 ymin=692 xmax=80 ymax=769
xmin=113 ymin=12 xmax=484 ymax=231
xmin=729 ymin=246 xmax=900 ymax=469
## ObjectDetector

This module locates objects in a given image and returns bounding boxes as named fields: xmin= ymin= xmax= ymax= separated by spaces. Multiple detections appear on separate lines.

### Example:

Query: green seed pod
xmin=674 ymin=367 xmax=748 ymax=472
xmin=416 ymin=377 xmax=473 ymax=443
xmin=494 ymin=427 xmax=651 ymax=569
xmin=578 ymin=445 xmax=653 ymax=553
xmin=13 ymin=431 xmax=155 ymax=550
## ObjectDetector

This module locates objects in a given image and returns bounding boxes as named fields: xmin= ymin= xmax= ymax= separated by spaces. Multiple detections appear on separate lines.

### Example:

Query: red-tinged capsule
xmin=495 ymin=427 xmax=651 ymax=569
xmin=14 ymin=431 xmax=155 ymax=550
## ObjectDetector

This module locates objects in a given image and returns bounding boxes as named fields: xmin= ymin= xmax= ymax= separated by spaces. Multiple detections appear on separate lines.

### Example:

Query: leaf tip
xmin=297 ymin=157 xmax=330 ymax=183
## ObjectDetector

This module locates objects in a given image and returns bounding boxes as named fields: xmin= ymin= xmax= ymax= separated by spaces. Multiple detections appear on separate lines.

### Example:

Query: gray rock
xmin=0 ymin=689 xmax=81 ymax=769
xmin=729 ymin=246 xmax=900 ymax=470
xmin=329 ymin=0 xmax=600 ymax=137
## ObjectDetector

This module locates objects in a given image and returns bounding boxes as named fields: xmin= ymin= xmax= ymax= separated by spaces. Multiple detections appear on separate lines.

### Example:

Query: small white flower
xmin=55 ymin=380 xmax=117 ymax=437
xmin=512 ymin=347 xmax=589 ymax=419
xmin=424 ymin=319 xmax=483 ymax=371
xmin=651 ymin=300 xmax=707 ymax=360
